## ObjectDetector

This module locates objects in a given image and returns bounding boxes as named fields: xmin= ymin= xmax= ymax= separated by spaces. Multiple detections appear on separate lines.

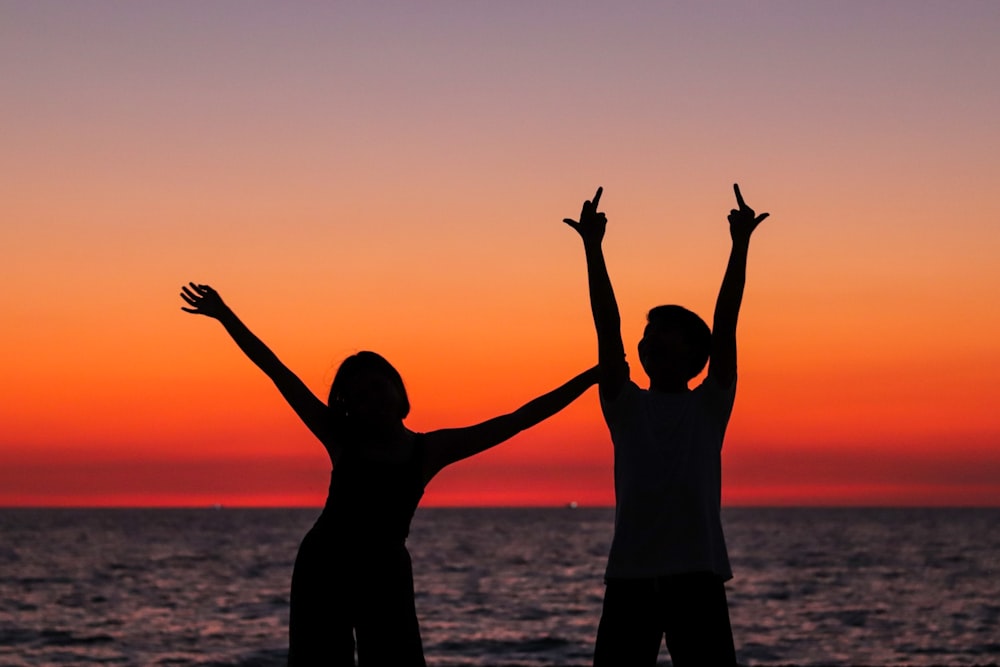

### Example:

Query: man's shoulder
xmin=601 ymin=378 xmax=643 ymax=402
xmin=693 ymin=374 xmax=738 ymax=422
xmin=599 ymin=379 xmax=642 ymax=420
xmin=696 ymin=373 xmax=737 ymax=397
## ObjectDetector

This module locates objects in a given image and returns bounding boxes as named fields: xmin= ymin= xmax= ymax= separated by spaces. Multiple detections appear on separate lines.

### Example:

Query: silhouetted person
xmin=180 ymin=283 xmax=598 ymax=666
xmin=562 ymin=185 xmax=769 ymax=666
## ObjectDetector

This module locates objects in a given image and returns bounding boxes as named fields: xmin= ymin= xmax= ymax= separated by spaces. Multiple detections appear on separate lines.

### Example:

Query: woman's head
xmin=328 ymin=352 xmax=410 ymax=429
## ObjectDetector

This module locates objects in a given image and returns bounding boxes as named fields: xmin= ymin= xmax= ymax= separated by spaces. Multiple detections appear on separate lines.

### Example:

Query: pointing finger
xmin=733 ymin=183 xmax=746 ymax=209
xmin=592 ymin=186 xmax=603 ymax=209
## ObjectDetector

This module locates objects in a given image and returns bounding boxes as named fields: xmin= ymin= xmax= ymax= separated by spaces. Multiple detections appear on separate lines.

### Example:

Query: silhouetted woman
xmin=180 ymin=282 xmax=597 ymax=666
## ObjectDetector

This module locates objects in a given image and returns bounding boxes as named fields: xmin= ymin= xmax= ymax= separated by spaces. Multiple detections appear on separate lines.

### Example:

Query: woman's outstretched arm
xmin=421 ymin=366 xmax=599 ymax=481
xmin=180 ymin=282 xmax=338 ymax=457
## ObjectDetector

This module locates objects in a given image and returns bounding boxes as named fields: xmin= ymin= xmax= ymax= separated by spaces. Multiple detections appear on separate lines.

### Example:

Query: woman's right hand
xmin=180 ymin=282 xmax=230 ymax=319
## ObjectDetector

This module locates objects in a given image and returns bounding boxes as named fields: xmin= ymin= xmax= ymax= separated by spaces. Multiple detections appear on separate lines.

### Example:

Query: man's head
xmin=638 ymin=305 xmax=711 ymax=387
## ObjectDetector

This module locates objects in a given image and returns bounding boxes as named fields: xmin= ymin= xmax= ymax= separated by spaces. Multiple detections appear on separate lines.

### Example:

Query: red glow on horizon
xmin=3 ymin=443 xmax=999 ymax=508
xmin=6 ymin=485 xmax=998 ymax=509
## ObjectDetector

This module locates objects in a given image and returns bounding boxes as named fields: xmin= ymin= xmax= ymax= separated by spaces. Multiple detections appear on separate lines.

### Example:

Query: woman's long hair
xmin=327 ymin=351 xmax=410 ymax=441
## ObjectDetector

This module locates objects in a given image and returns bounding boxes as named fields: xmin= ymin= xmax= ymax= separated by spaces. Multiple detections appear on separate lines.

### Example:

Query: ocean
xmin=0 ymin=507 xmax=997 ymax=666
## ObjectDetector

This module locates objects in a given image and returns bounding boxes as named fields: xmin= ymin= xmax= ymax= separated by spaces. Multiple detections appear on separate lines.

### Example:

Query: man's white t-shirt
xmin=600 ymin=374 xmax=736 ymax=580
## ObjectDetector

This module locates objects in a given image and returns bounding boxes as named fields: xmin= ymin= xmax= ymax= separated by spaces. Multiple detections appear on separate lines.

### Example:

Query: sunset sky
xmin=3 ymin=1 xmax=999 ymax=507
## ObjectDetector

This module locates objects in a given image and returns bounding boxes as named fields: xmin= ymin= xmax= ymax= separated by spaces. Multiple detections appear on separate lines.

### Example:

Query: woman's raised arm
xmin=180 ymin=282 xmax=338 ymax=458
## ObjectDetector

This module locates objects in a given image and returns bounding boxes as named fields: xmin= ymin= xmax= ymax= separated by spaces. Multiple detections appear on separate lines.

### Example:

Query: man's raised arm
xmin=709 ymin=183 xmax=769 ymax=388
xmin=563 ymin=187 xmax=628 ymax=400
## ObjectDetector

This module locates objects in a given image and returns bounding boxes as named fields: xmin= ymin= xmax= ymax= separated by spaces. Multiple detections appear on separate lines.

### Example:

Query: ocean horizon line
xmin=3 ymin=503 xmax=999 ymax=510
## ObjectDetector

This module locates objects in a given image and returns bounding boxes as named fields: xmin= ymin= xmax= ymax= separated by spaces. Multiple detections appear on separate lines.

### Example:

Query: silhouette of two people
xmin=181 ymin=182 xmax=769 ymax=666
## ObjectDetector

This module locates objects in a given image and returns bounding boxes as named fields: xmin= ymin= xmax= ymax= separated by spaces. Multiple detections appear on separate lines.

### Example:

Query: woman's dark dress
xmin=287 ymin=437 xmax=427 ymax=666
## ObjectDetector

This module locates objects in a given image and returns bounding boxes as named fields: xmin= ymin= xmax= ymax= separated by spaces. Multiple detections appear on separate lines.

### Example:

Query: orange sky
xmin=3 ymin=2 xmax=999 ymax=506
